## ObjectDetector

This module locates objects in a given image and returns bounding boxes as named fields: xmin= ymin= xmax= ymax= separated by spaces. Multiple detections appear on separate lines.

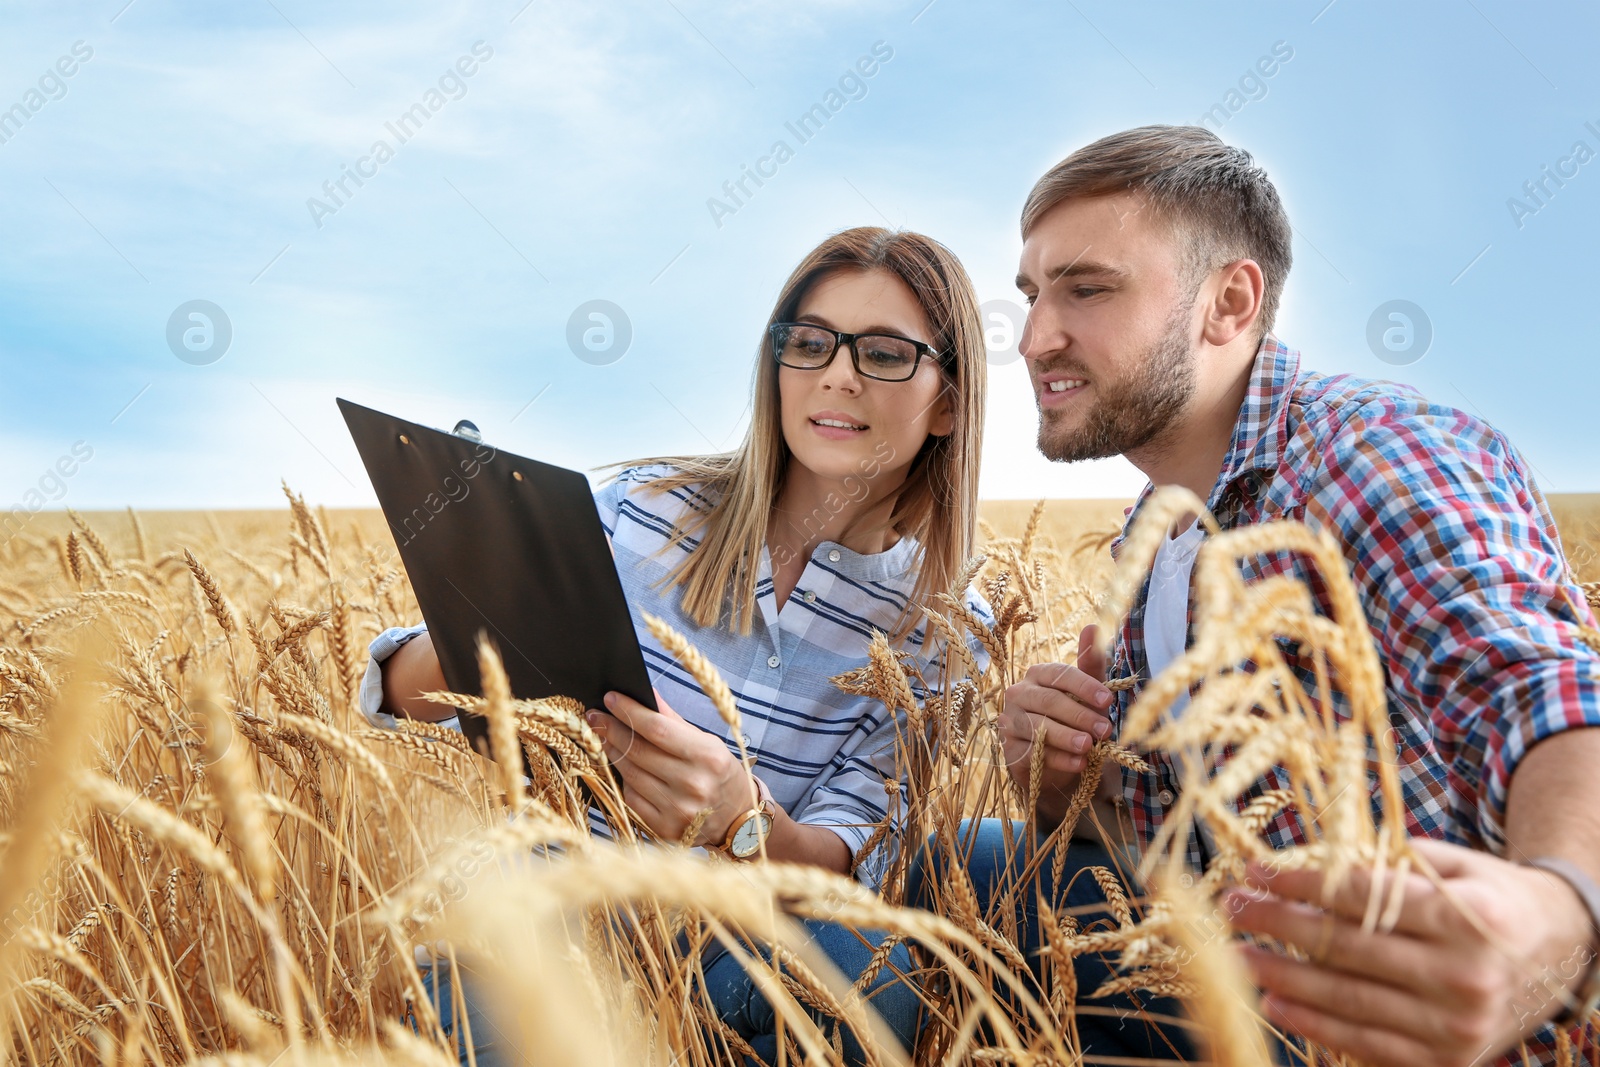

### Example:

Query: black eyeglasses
xmin=769 ymin=322 xmax=941 ymax=383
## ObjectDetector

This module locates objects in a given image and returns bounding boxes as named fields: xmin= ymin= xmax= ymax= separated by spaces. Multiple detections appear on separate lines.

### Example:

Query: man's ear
xmin=1202 ymin=258 xmax=1266 ymax=347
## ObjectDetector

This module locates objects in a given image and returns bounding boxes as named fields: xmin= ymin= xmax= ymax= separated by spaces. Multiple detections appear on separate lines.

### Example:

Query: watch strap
xmin=1525 ymin=856 xmax=1600 ymax=1027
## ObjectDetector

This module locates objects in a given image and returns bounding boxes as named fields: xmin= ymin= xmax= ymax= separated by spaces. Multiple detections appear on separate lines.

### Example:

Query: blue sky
xmin=2 ymin=0 xmax=1596 ymax=512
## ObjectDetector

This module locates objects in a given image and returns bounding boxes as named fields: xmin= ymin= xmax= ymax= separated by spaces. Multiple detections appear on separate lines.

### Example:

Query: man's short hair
xmin=1022 ymin=124 xmax=1293 ymax=336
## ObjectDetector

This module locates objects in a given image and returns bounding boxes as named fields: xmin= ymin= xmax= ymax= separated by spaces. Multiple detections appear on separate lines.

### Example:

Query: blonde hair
xmin=613 ymin=226 xmax=985 ymax=640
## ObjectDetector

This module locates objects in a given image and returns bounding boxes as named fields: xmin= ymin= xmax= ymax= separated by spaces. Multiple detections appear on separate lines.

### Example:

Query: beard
xmin=1034 ymin=302 xmax=1197 ymax=464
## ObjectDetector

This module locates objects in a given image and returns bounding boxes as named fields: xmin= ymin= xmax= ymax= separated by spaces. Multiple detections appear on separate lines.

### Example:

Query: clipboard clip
xmin=452 ymin=419 xmax=483 ymax=444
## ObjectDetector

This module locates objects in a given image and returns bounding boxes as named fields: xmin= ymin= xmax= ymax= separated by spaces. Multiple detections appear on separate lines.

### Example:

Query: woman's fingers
xmin=588 ymin=709 xmax=635 ymax=765
xmin=590 ymin=701 xmax=736 ymax=840
xmin=606 ymin=723 xmax=681 ymax=779
xmin=590 ymin=707 xmax=670 ymax=769
xmin=604 ymin=690 xmax=655 ymax=731
xmin=621 ymin=779 xmax=671 ymax=837
xmin=605 ymin=690 xmax=700 ymax=758
xmin=619 ymin=756 xmax=708 ymax=842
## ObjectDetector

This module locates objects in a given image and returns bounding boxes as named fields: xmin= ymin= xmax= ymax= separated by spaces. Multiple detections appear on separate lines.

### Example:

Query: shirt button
xmin=767 ymin=654 xmax=780 ymax=668
xmin=1178 ymin=872 xmax=1194 ymax=888
xmin=802 ymin=590 xmax=816 ymax=604
xmin=827 ymin=549 xmax=841 ymax=562
xmin=1157 ymin=789 xmax=1175 ymax=806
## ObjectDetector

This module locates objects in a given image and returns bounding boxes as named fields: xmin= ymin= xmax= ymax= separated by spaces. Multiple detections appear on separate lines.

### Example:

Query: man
xmin=994 ymin=125 xmax=1600 ymax=1066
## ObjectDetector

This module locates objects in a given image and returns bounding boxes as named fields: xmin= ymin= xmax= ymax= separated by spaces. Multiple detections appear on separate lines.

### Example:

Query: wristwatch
xmin=715 ymin=776 xmax=776 ymax=860
xmin=1525 ymin=856 xmax=1600 ymax=1027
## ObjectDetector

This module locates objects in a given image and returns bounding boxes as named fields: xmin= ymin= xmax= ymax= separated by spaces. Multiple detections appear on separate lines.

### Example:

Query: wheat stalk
xmin=1 ymin=491 xmax=1589 ymax=1065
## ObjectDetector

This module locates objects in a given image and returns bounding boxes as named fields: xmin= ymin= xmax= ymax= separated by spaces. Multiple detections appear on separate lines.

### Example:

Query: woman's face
xmin=777 ymin=267 xmax=954 ymax=489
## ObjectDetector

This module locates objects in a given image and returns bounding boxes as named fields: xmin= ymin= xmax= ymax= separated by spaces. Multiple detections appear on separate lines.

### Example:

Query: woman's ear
xmin=927 ymin=382 xmax=956 ymax=438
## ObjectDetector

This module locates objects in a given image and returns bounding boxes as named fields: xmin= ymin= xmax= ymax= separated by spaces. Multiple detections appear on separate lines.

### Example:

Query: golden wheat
xmin=0 ymin=496 xmax=1594 ymax=1065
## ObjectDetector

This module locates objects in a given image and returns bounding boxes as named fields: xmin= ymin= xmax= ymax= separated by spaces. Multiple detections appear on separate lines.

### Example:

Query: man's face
xmin=1016 ymin=193 xmax=1200 ymax=464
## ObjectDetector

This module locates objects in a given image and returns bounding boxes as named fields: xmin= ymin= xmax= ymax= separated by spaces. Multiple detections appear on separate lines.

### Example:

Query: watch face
xmin=730 ymin=813 xmax=773 ymax=858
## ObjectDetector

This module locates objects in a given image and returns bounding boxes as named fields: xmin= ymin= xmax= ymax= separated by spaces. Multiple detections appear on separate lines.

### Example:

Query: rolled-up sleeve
xmin=797 ymin=585 xmax=996 ymax=888
xmin=592 ymin=472 xmax=626 ymax=533
xmin=359 ymin=474 xmax=636 ymax=732
xmin=791 ymin=693 xmax=904 ymax=889
xmin=1310 ymin=398 xmax=1600 ymax=852
xmin=358 ymin=622 xmax=433 ymax=729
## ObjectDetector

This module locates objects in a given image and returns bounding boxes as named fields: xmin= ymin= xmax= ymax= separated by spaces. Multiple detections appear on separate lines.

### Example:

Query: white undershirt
xmin=1143 ymin=515 xmax=1220 ymax=863
xmin=1144 ymin=517 xmax=1204 ymax=716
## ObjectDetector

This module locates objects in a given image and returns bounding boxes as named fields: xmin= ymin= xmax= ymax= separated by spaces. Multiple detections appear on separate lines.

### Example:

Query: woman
xmin=363 ymin=226 xmax=990 ymax=1065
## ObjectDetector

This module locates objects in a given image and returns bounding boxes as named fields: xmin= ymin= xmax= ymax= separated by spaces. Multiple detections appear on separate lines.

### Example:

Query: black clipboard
xmin=337 ymin=398 xmax=657 ymax=764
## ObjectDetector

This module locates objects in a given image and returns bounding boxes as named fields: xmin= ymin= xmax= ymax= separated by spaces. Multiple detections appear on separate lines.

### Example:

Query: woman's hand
xmin=586 ymin=689 xmax=755 ymax=848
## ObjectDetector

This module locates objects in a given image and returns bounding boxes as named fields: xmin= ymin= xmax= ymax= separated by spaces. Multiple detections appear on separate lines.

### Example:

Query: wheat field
xmin=0 ymin=492 xmax=1595 ymax=1066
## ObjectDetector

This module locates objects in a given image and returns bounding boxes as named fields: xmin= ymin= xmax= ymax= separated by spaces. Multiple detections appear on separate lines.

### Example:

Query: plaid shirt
xmin=1107 ymin=336 xmax=1600 ymax=1061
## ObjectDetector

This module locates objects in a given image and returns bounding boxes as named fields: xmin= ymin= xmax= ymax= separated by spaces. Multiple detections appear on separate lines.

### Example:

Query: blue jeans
xmin=907 ymin=819 xmax=1201 ymax=1062
xmin=416 ymin=959 xmax=508 ymax=1067
xmin=414 ymin=919 xmax=919 ymax=1067
xmin=701 ymin=917 xmax=918 ymax=1066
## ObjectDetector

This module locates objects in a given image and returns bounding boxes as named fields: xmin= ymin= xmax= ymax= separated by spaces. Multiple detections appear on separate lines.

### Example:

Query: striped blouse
xmin=359 ymin=463 xmax=990 ymax=886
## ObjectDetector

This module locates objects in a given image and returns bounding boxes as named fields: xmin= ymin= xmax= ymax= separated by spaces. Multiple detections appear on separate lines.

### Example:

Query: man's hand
xmin=1227 ymin=837 xmax=1597 ymax=1067
xmin=999 ymin=624 xmax=1115 ymax=824
xmin=586 ymin=690 xmax=753 ymax=847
